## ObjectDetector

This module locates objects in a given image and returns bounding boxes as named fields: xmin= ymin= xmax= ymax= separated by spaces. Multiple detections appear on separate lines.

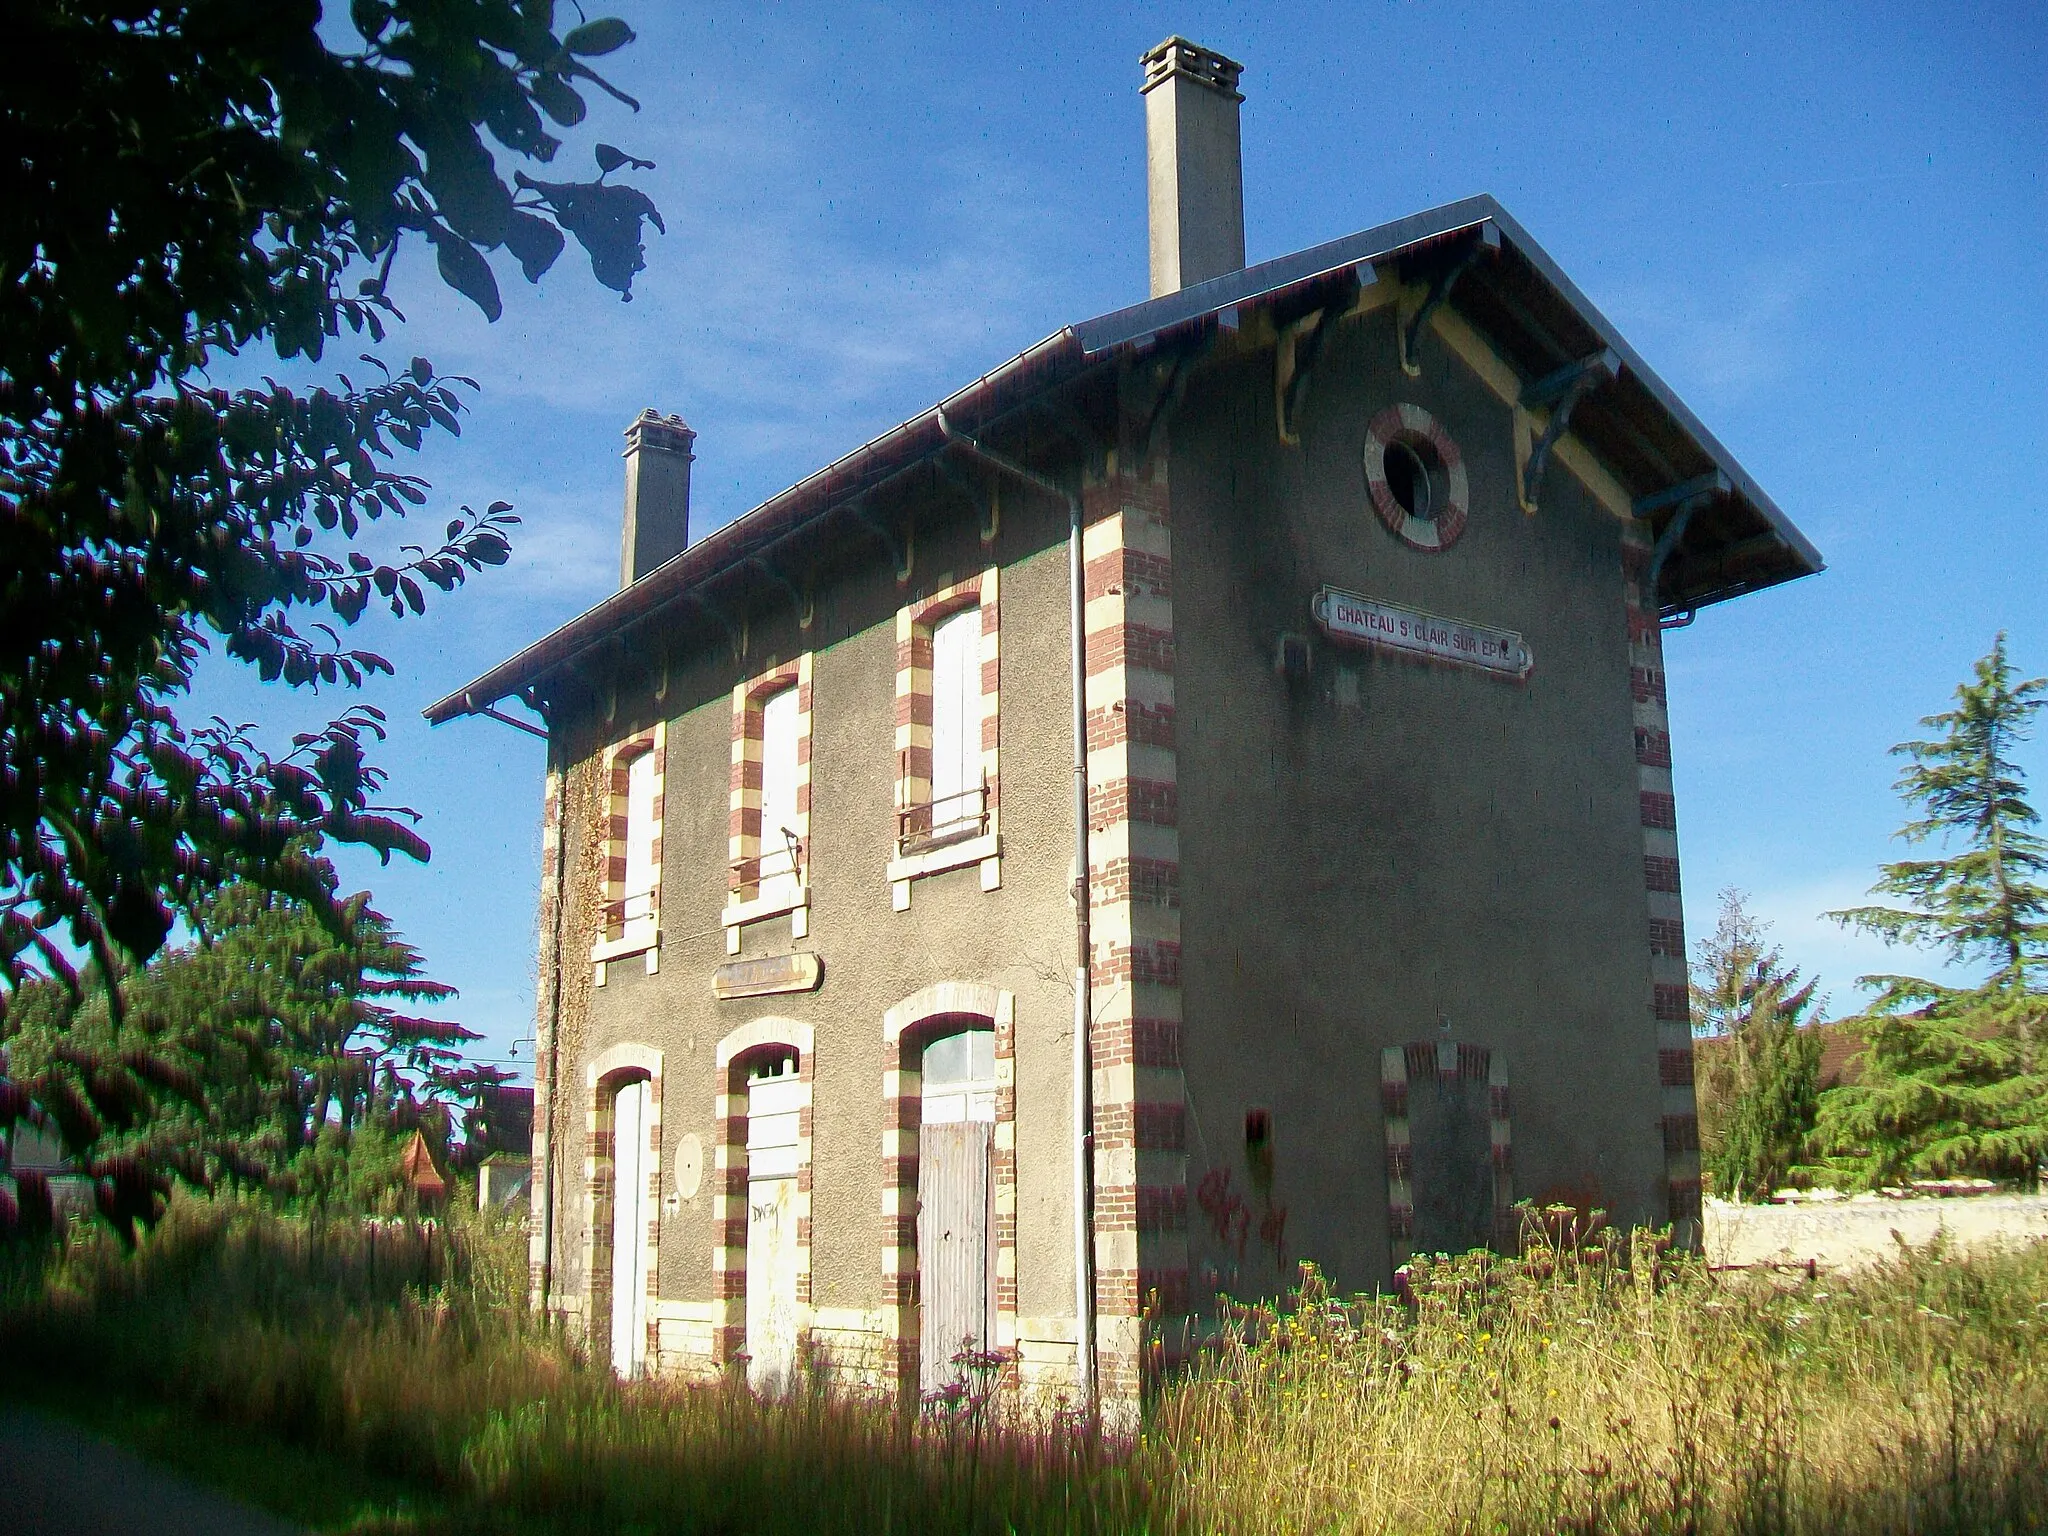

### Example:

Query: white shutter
xmin=930 ymin=606 xmax=979 ymax=837
xmin=759 ymin=686 xmax=800 ymax=902
xmin=622 ymin=750 xmax=659 ymax=927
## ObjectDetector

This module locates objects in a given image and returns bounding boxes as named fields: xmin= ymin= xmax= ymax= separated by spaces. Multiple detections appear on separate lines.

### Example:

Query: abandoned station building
xmin=430 ymin=39 xmax=1822 ymax=1416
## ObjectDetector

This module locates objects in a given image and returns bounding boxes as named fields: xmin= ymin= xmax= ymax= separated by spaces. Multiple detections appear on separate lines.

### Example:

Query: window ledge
xmin=722 ymin=887 xmax=810 ymax=930
xmin=723 ymin=888 xmax=811 ymax=952
xmin=887 ymin=831 xmax=1000 ymax=887
xmin=592 ymin=926 xmax=658 ymax=965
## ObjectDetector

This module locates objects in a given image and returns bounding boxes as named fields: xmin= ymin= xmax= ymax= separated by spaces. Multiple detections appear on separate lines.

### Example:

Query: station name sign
xmin=1311 ymin=586 xmax=1533 ymax=681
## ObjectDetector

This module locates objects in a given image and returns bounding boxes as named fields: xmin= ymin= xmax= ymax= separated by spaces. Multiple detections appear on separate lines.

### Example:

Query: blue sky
xmin=199 ymin=1 xmax=2046 ymax=1078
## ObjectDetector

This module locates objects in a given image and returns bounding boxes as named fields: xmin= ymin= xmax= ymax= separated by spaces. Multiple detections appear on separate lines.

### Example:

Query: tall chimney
xmin=1140 ymin=37 xmax=1246 ymax=298
xmin=620 ymin=408 xmax=695 ymax=586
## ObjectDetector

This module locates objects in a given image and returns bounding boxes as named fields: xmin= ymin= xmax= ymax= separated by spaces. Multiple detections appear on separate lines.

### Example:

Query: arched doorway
xmin=609 ymin=1074 xmax=654 ymax=1377
xmin=744 ymin=1047 xmax=803 ymax=1391
xmin=919 ymin=1024 xmax=998 ymax=1393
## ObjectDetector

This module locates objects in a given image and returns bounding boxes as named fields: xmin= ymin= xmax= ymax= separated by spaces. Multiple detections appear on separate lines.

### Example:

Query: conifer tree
xmin=1822 ymin=635 xmax=2048 ymax=1186
xmin=1691 ymin=889 xmax=1822 ymax=1200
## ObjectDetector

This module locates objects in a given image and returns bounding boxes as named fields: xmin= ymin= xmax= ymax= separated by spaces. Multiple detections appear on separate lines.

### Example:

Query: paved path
xmin=0 ymin=1405 xmax=300 ymax=1536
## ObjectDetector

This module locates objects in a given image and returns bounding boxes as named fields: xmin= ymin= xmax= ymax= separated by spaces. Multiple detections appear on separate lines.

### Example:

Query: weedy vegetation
xmin=2 ymin=1200 xmax=2044 ymax=1534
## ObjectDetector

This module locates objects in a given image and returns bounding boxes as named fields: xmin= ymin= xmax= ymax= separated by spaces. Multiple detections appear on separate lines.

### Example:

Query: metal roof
xmin=427 ymin=194 xmax=1821 ymax=726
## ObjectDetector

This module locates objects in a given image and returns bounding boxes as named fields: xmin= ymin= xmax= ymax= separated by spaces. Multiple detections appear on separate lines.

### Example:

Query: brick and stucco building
xmin=429 ymin=39 xmax=1822 ymax=1422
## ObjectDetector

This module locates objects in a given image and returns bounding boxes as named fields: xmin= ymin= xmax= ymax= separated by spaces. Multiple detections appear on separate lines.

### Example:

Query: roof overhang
xmin=427 ymin=194 xmax=1821 ymax=726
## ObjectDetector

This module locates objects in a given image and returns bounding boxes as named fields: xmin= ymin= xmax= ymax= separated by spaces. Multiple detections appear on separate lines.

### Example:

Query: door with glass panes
xmin=745 ymin=1051 xmax=802 ymax=1392
xmin=918 ymin=1027 xmax=997 ymax=1392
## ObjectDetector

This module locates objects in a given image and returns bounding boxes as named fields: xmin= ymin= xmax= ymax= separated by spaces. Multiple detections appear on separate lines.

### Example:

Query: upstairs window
xmin=757 ymin=685 xmax=802 ymax=907
xmin=594 ymin=724 xmax=664 ymax=976
xmin=923 ymin=607 xmax=985 ymax=849
xmin=621 ymin=747 xmax=660 ymax=929
xmin=724 ymin=656 xmax=813 ymax=953
xmin=890 ymin=572 xmax=1001 ymax=908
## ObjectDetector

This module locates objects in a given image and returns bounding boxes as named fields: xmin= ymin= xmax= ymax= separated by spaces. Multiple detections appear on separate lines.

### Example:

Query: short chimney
xmin=620 ymin=408 xmax=695 ymax=586
xmin=1140 ymin=37 xmax=1246 ymax=297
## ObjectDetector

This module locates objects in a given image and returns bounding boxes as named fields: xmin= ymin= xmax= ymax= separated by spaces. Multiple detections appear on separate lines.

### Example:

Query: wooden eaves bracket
xmin=1399 ymin=223 xmax=1502 ymax=377
xmin=1519 ymin=348 xmax=1620 ymax=514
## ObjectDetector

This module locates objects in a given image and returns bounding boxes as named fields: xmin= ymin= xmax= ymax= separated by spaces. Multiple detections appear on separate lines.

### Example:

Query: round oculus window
xmin=1364 ymin=404 xmax=1470 ymax=552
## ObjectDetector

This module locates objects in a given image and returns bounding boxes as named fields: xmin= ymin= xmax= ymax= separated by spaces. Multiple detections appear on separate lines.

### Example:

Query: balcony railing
xmin=896 ymin=779 xmax=988 ymax=858
xmin=601 ymin=888 xmax=657 ymax=943
xmin=730 ymin=832 xmax=806 ymax=897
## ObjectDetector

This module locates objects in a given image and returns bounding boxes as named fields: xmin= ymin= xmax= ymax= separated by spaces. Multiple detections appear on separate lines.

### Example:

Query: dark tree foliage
xmin=1821 ymin=636 xmax=2048 ymax=1186
xmin=1690 ymin=889 xmax=1822 ymax=1201
xmin=1 ymin=851 xmax=505 ymax=1235
xmin=1 ymin=0 xmax=662 ymax=1232
xmin=0 ymin=0 xmax=662 ymax=992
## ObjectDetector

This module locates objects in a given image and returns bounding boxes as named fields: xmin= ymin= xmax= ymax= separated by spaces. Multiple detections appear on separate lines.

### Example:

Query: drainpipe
xmin=935 ymin=410 xmax=1097 ymax=1416
xmin=538 ymin=750 xmax=568 ymax=1320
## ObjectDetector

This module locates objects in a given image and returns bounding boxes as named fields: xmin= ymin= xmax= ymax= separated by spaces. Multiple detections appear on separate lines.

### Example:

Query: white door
xmin=758 ymin=686 xmax=800 ymax=904
xmin=609 ymin=1077 xmax=652 ymax=1377
xmin=929 ymin=606 xmax=980 ymax=840
xmin=745 ymin=1056 xmax=803 ymax=1392
xmin=919 ymin=1028 xmax=997 ymax=1392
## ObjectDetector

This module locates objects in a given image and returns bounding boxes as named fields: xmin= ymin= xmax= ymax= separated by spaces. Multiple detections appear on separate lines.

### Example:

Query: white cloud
xmin=1604 ymin=263 xmax=1815 ymax=401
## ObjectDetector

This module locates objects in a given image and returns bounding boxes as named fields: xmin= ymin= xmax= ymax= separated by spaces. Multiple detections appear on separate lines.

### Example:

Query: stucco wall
xmin=1168 ymin=304 xmax=1667 ymax=1302
xmin=544 ymin=483 xmax=1087 ymax=1361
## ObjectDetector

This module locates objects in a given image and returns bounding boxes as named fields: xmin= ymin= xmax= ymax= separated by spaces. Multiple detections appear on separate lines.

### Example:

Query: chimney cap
xmin=1141 ymin=36 xmax=1243 ymax=100
xmin=624 ymin=407 xmax=696 ymax=457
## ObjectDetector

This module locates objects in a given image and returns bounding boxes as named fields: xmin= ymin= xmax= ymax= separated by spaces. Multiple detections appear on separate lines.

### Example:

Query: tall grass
xmin=1157 ymin=1224 xmax=2048 ymax=1534
xmin=3 ymin=1200 xmax=2045 ymax=1533
xmin=0 ymin=1195 xmax=1154 ymax=1533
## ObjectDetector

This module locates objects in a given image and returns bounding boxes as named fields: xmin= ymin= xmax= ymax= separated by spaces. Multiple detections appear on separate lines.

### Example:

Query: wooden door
xmin=609 ymin=1077 xmax=651 ymax=1377
xmin=745 ymin=1065 xmax=803 ymax=1392
xmin=918 ymin=1119 xmax=994 ymax=1393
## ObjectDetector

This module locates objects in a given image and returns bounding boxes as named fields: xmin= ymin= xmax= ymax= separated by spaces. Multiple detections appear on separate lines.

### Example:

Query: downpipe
xmin=935 ymin=410 xmax=1097 ymax=1417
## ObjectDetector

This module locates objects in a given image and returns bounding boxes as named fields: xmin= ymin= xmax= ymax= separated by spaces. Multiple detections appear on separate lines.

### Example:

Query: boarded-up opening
xmin=1408 ymin=1066 xmax=1494 ymax=1255
xmin=919 ymin=1026 xmax=996 ymax=1393
xmin=1383 ymin=1042 xmax=1513 ymax=1269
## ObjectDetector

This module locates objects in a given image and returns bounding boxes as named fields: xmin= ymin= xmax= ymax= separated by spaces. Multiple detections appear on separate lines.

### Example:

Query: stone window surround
xmin=592 ymin=723 xmax=664 ymax=982
xmin=724 ymin=655 xmax=814 ymax=955
xmin=889 ymin=570 xmax=1001 ymax=910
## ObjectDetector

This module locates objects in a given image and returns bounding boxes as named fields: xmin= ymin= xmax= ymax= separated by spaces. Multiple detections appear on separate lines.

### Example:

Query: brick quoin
xmin=1630 ymin=666 xmax=1668 ymax=705
xmin=1084 ymin=548 xmax=1173 ymax=603
xmin=1131 ymin=1018 xmax=1183 ymax=1068
xmin=1644 ymin=855 xmax=1682 ymax=893
xmin=1649 ymin=916 xmax=1687 ymax=955
xmin=1653 ymin=983 xmax=1690 ymax=1022
xmin=1089 ymin=777 xmax=1179 ymax=828
xmin=1086 ymin=701 xmax=1176 ymax=753
xmin=1136 ymin=1184 xmax=1189 ymax=1231
xmin=1658 ymin=1048 xmax=1696 ymax=1087
xmin=1635 ymin=727 xmax=1672 ymax=768
xmin=1621 ymin=543 xmax=1653 ymax=580
xmin=1088 ymin=625 xmax=1176 ymax=676
xmin=1662 ymin=1114 xmax=1701 ymax=1154
xmin=1134 ymin=1102 xmax=1186 ymax=1150
xmin=1639 ymin=791 xmax=1678 ymax=830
